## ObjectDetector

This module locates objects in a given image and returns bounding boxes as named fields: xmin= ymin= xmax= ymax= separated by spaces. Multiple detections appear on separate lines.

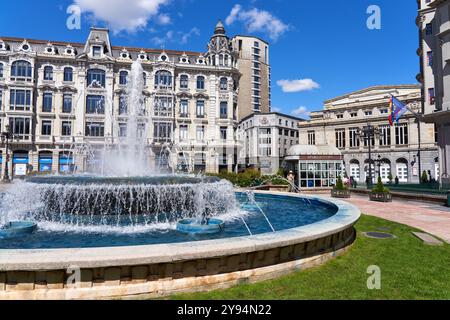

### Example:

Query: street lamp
xmin=355 ymin=124 xmax=381 ymax=189
xmin=374 ymin=155 xmax=385 ymax=181
xmin=1 ymin=124 xmax=12 ymax=182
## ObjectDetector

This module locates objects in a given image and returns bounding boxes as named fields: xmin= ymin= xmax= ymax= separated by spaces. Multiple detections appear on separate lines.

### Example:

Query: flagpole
xmin=405 ymin=104 xmax=424 ymax=183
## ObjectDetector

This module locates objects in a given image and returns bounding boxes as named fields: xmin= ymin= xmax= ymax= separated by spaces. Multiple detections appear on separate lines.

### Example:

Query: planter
xmin=370 ymin=192 xmax=393 ymax=203
xmin=331 ymin=189 xmax=351 ymax=198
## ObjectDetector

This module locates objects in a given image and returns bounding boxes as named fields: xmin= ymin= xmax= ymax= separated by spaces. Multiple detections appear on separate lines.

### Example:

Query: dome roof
xmin=286 ymin=145 xmax=342 ymax=157
xmin=214 ymin=20 xmax=226 ymax=35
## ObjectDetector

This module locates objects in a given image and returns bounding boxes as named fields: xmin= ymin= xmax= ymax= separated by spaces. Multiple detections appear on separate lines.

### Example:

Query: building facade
xmin=417 ymin=0 xmax=450 ymax=188
xmin=0 ymin=22 xmax=270 ymax=178
xmin=298 ymin=85 xmax=439 ymax=184
xmin=237 ymin=112 xmax=301 ymax=174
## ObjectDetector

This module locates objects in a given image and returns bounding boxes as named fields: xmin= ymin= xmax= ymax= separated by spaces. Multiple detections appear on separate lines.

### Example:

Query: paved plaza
xmin=340 ymin=194 xmax=450 ymax=243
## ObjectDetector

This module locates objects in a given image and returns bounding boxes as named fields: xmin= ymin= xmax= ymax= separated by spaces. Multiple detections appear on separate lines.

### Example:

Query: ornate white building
xmin=0 ymin=22 xmax=271 ymax=177
xmin=298 ymin=85 xmax=439 ymax=186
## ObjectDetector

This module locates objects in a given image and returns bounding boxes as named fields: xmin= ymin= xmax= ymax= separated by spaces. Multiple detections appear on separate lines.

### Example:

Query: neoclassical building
xmin=0 ymin=22 xmax=271 ymax=177
xmin=298 ymin=85 xmax=439 ymax=185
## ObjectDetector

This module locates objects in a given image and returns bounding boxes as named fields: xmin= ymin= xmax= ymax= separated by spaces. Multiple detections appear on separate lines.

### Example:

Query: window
xmin=92 ymin=46 xmax=101 ymax=57
xmin=42 ymin=92 xmax=53 ymax=112
xmin=154 ymin=70 xmax=172 ymax=88
xmin=395 ymin=124 xmax=408 ymax=145
xmin=142 ymin=72 xmax=147 ymax=86
xmin=336 ymin=114 xmax=344 ymax=119
xmin=179 ymin=125 xmax=188 ymax=141
xmin=379 ymin=125 xmax=391 ymax=146
xmin=364 ymin=110 xmax=373 ymax=116
xmin=43 ymin=66 xmax=53 ymax=81
xmin=220 ymin=102 xmax=228 ymax=119
xmin=0 ymin=90 xmax=2 ymax=110
xmin=197 ymin=76 xmax=205 ymax=90
xmin=180 ymin=75 xmax=188 ymax=89
xmin=119 ymin=95 xmax=127 ymax=115
xmin=63 ymin=67 xmax=73 ymax=82
xmin=196 ymin=126 xmax=205 ymax=141
xmin=61 ymin=121 xmax=71 ymax=136
xmin=380 ymin=109 xmax=389 ymax=114
xmin=119 ymin=71 xmax=128 ymax=85
xmin=11 ymin=60 xmax=32 ymax=78
xmin=429 ymin=88 xmax=435 ymax=105
xmin=0 ymin=63 xmax=3 ymax=78
xmin=119 ymin=123 xmax=127 ymax=137
xmin=196 ymin=100 xmax=205 ymax=117
xmin=86 ymin=95 xmax=105 ymax=114
xmin=154 ymin=96 xmax=173 ymax=117
xmin=349 ymin=128 xmax=360 ymax=148
xmin=180 ymin=100 xmax=188 ymax=117
xmin=10 ymin=89 xmax=31 ymax=110
xmin=62 ymin=94 xmax=72 ymax=113
xmin=153 ymin=122 xmax=172 ymax=142
xmin=427 ymin=51 xmax=433 ymax=66
xmin=87 ymin=69 xmax=106 ymax=87
xmin=41 ymin=120 xmax=52 ymax=136
xmin=220 ymin=127 xmax=227 ymax=140
xmin=335 ymin=129 xmax=346 ymax=149
xmin=9 ymin=117 xmax=31 ymax=139
xmin=85 ymin=122 xmax=104 ymax=137
xmin=220 ymin=77 xmax=228 ymax=91
xmin=254 ymin=41 xmax=259 ymax=48
xmin=425 ymin=23 xmax=433 ymax=35
xmin=350 ymin=112 xmax=358 ymax=118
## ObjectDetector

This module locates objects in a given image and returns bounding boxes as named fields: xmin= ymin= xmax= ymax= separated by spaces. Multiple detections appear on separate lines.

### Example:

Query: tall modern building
xmin=0 ymin=22 xmax=271 ymax=178
xmin=417 ymin=0 xmax=450 ymax=188
xmin=231 ymin=35 xmax=271 ymax=119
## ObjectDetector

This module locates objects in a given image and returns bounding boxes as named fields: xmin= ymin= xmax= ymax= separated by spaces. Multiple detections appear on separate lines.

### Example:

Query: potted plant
xmin=370 ymin=177 xmax=392 ymax=202
xmin=331 ymin=176 xmax=351 ymax=198
xmin=387 ymin=173 xmax=393 ymax=185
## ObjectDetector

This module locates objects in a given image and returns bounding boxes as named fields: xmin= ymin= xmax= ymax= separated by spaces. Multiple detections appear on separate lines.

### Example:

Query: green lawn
xmin=171 ymin=215 xmax=450 ymax=300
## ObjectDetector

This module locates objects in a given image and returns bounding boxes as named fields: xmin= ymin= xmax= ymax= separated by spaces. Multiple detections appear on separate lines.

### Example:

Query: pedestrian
xmin=287 ymin=171 xmax=295 ymax=192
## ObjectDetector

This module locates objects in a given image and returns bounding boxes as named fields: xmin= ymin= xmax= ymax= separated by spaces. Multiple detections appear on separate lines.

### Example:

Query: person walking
xmin=287 ymin=171 xmax=295 ymax=192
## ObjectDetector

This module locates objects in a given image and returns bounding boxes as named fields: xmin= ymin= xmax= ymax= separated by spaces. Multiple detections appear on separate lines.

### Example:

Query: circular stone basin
xmin=177 ymin=218 xmax=225 ymax=234
xmin=0 ymin=221 xmax=37 ymax=239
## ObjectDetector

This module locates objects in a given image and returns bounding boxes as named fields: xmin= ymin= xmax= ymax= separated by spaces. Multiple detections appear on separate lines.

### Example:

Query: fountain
xmin=0 ymin=60 xmax=361 ymax=300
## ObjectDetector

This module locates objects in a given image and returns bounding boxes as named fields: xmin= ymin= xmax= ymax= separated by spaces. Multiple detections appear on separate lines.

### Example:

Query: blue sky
xmin=0 ymin=0 xmax=420 ymax=117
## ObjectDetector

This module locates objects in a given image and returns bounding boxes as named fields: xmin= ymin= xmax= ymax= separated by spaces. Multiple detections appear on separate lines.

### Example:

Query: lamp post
xmin=374 ymin=155 xmax=385 ymax=181
xmin=1 ymin=124 xmax=12 ymax=183
xmin=356 ymin=124 xmax=381 ymax=189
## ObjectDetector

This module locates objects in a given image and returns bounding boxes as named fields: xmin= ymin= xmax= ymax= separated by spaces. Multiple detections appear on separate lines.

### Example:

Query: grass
xmin=170 ymin=215 xmax=450 ymax=300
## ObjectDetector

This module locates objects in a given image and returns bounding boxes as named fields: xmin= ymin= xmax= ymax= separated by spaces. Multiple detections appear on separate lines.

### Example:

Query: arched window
xmin=197 ymin=76 xmax=205 ymax=90
xmin=180 ymin=75 xmax=188 ymax=89
xmin=396 ymin=158 xmax=408 ymax=183
xmin=11 ymin=60 xmax=32 ymax=78
xmin=43 ymin=66 xmax=53 ymax=81
xmin=220 ymin=77 xmax=228 ymax=91
xmin=0 ymin=63 xmax=3 ymax=78
xmin=87 ymin=69 xmax=106 ymax=87
xmin=63 ymin=67 xmax=73 ymax=82
xmin=119 ymin=71 xmax=128 ymax=85
xmin=154 ymin=70 xmax=172 ymax=88
xmin=119 ymin=94 xmax=127 ymax=115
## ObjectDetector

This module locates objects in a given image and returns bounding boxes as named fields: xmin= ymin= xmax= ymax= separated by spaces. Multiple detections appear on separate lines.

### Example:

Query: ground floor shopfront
xmin=284 ymin=145 xmax=344 ymax=189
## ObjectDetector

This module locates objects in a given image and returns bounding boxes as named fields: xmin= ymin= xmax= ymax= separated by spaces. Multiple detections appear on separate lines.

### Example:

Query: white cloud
xmin=151 ymin=27 xmax=200 ymax=46
xmin=291 ymin=106 xmax=310 ymax=118
xmin=157 ymin=13 xmax=171 ymax=25
xmin=277 ymin=79 xmax=320 ymax=93
xmin=271 ymin=106 xmax=282 ymax=112
xmin=225 ymin=4 xmax=289 ymax=41
xmin=73 ymin=0 xmax=170 ymax=34
xmin=179 ymin=27 xmax=200 ymax=44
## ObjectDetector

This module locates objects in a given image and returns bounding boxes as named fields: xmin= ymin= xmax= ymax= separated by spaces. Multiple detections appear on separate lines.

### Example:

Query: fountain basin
xmin=0 ymin=221 xmax=37 ymax=239
xmin=177 ymin=218 xmax=225 ymax=234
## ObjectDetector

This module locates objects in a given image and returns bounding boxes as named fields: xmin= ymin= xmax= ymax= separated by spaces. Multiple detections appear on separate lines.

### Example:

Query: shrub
xmin=334 ymin=176 xmax=347 ymax=191
xmin=421 ymin=171 xmax=429 ymax=184
xmin=372 ymin=176 xmax=390 ymax=193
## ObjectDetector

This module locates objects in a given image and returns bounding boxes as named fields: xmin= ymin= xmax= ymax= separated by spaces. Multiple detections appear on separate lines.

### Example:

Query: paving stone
xmin=412 ymin=232 xmax=444 ymax=246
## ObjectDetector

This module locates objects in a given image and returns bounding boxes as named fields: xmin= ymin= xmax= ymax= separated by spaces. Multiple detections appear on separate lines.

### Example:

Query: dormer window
xmin=121 ymin=52 xmax=128 ymax=59
xmin=92 ymin=46 xmax=101 ymax=57
xmin=139 ymin=54 xmax=146 ymax=60
xmin=160 ymin=55 xmax=167 ymax=62
xmin=0 ymin=43 xmax=4 ymax=50
xmin=22 ymin=44 xmax=30 ymax=51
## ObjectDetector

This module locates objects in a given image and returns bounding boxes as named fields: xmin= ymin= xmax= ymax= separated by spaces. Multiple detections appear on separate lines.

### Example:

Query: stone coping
xmin=0 ymin=191 xmax=360 ymax=271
